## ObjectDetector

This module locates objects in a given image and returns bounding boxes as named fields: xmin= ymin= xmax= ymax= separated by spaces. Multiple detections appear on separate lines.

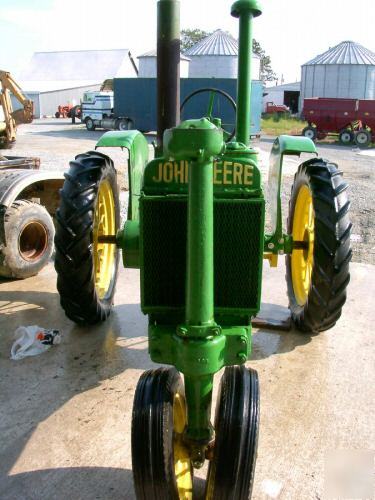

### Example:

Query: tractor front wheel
xmin=54 ymin=151 xmax=120 ymax=324
xmin=286 ymin=159 xmax=352 ymax=332
xmin=205 ymin=366 xmax=260 ymax=500
xmin=131 ymin=368 xmax=193 ymax=500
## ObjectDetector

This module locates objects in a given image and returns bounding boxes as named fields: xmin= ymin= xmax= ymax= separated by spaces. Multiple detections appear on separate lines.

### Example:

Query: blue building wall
xmin=114 ymin=78 xmax=263 ymax=136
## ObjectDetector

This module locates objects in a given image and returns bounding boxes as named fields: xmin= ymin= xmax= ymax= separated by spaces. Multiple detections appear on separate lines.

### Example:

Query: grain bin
xmin=301 ymin=41 xmax=375 ymax=105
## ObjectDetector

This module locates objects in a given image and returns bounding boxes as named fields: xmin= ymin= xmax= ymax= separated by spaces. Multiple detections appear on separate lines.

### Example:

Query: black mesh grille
xmin=141 ymin=197 xmax=263 ymax=313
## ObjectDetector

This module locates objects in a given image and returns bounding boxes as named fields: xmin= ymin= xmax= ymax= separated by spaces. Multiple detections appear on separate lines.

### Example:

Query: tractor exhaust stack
xmin=157 ymin=0 xmax=181 ymax=149
xmin=231 ymin=0 xmax=262 ymax=146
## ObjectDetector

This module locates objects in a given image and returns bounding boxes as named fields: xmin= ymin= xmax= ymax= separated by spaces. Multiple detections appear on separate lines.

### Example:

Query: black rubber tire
xmin=55 ymin=112 xmax=60 ymax=118
xmin=132 ymin=368 xmax=192 ymax=500
xmin=354 ymin=129 xmax=371 ymax=148
xmin=85 ymin=118 xmax=96 ymax=131
xmin=286 ymin=159 xmax=352 ymax=333
xmin=302 ymin=126 xmax=317 ymax=141
xmin=117 ymin=119 xmax=130 ymax=131
xmin=339 ymin=129 xmax=354 ymax=145
xmin=205 ymin=366 xmax=260 ymax=500
xmin=54 ymin=151 xmax=120 ymax=325
xmin=0 ymin=200 xmax=54 ymax=279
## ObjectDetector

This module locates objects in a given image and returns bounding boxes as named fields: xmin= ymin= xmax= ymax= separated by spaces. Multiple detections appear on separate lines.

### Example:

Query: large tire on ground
xmin=302 ymin=126 xmax=317 ymax=141
xmin=85 ymin=118 xmax=96 ymax=131
xmin=339 ymin=129 xmax=354 ymax=145
xmin=286 ymin=159 xmax=352 ymax=333
xmin=205 ymin=366 xmax=260 ymax=500
xmin=132 ymin=368 xmax=193 ymax=500
xmin=54 ymin=151 xmax=120 ymax=324
xmin=117 ymin=118 xmax=131 ymax=131
xmin=354 ymin=129 xmax=371 ymax=148
xmin=0 ymin=200 xmax=54 ymax=279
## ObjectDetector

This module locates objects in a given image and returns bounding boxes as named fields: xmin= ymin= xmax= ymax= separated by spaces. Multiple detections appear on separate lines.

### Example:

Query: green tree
xmin=252 ymin=39 xmax=277 ymax=82
xmin=181 ymin=29 xmax=213 ymax=52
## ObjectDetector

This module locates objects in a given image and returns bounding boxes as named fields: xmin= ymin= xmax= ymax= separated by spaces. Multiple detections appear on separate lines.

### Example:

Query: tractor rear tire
xmin=286 ymin=159 xmax=352 ymax=333
xmin=302 ymin=126 xmax=317 ymax=141
xmin=54 ymin=151 xmax=120 ymax=325
xmin=0 ymin=200 xmax=54 ymax=279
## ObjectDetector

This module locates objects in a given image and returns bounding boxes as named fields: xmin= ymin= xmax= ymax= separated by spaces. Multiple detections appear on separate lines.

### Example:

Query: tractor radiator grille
xmin=140 ymin=197 xmax=264 ymax=315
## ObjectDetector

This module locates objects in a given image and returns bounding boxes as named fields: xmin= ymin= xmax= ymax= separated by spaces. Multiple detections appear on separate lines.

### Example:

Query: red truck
xmin=302 ymin=97 xmax=375 ymax=147
xmin=265 ymin=101 xmax=290 ymax=114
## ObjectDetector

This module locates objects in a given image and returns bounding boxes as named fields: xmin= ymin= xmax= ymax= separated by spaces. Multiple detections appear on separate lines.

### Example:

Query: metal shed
xmin=138 ymin=50 xmax=190 ymax=78
xmin=301 ymin=41 xmax=375 ymax=105
xmin=15 ymin=49 xmax=139 ymax=117
xmin=185 ymin=29 xmax=260 ymax=80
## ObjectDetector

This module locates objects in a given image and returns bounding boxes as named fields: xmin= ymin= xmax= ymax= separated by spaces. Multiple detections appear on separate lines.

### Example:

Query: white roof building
xmin=17 ymin=49 xmax=138 ymax=117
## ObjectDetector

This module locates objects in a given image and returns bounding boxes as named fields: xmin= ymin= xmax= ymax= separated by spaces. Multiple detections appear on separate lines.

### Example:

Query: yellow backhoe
xmin=0 ymin=70 xmax=33 ymax=147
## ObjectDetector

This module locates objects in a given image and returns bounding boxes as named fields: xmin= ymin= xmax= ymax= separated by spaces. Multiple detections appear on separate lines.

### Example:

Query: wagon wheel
xmin=339 ymin=129 xmax=354 ymax=145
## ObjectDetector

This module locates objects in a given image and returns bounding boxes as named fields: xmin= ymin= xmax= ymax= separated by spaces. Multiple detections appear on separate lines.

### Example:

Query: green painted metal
xmin=265 ymin=135 xmax=317 ymax=258
xmin=96 ymin=130 xmax=149 ymax=220
xmin=120 ymin=0 xmax=268 ymax=453
xmin=231 ymin=0 xmax=262 ymax=146
xmin=118 ymin=220 xmax=139 ymax=268
xmin=163 ymin=118 xmax=225 ymax=442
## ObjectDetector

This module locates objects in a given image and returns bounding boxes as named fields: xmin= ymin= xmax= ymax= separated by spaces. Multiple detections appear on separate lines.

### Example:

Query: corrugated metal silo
xmin=185 ymin=29 xmax=260 ymax=80
xmin=301 ymin=41 xmax=375 ymax=104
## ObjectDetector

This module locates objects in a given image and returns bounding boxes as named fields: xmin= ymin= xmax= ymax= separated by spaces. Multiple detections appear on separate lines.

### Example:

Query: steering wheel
xmin=180 ymin=87 xmax=237 ymax=142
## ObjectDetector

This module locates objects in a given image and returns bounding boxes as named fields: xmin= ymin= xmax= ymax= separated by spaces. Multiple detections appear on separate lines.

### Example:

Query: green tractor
xmin=54 ymin=0 xmax=351 ymax=498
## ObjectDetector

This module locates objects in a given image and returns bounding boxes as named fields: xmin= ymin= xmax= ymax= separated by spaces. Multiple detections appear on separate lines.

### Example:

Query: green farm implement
xmin=54 ymin=1 xmax=352 ymax=497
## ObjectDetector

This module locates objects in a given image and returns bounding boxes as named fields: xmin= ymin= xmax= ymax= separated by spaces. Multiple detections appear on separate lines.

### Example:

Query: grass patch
xmin=261 ymin=115 xmax=307 ymax=136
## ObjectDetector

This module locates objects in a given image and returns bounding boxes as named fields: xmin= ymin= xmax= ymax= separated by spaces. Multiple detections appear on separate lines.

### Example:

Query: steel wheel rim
xmin=18 ymin=220 xmax=48 ymax=261
xmin=305 ymin=129 xmax=315 ymax=139
xmin=357 ymin=132 xmax=367 ymax=144
xmin=92 ymin=179 xmax=116 ymax=299
xmin=291 ymin=185 xmax=314 ymax=306
xmin=173 ymin=392 xmax=193 ymax=500
xmin=341 ymin=132 xmax=351 ymax=143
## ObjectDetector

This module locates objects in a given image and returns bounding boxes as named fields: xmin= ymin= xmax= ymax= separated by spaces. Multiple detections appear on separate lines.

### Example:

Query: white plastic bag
xmin=10 ymin=325 xmax=61 ymax=360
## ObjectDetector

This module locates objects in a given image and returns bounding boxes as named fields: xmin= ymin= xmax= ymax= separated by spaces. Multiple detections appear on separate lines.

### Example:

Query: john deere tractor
xmin=54 ymin=1 xmax=351 ymax=498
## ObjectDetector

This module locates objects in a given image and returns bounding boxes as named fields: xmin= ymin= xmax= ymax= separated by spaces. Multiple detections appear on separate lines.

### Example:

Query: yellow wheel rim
xmin=173 ymin=393 xmax=193 ymax=500
xmin=291 ymin=185 xmax=315 ymax=306
xmin=92 ymin=179 xmax=116 ymax=299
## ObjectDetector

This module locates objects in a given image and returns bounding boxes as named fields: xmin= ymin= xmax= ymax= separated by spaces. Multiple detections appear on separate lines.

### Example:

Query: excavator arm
xmin=0 ymin=71 xmax=33 ymax=146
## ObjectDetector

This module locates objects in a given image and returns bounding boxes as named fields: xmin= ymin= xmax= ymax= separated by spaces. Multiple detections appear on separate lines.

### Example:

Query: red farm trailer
xmin=302 ymin=97 xmax=375 ymax=147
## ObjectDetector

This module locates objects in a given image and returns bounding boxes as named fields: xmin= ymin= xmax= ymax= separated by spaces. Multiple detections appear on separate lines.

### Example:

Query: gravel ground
xmin=3 ymin=118 xmax=374 ymax=264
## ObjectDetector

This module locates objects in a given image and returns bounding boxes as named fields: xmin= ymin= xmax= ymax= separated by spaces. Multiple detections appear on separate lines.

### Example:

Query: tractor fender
xmin=95 ymin=130 xmax=149 ymax=221
xmin=0 ymin=169 xmax=64 ymax=209
xmin=267 ymin=135 xmax=317 ymax=244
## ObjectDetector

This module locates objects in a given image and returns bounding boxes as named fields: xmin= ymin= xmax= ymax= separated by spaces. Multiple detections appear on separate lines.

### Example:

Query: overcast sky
xmin=0 ymin=0 xmax=374 ymax=83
